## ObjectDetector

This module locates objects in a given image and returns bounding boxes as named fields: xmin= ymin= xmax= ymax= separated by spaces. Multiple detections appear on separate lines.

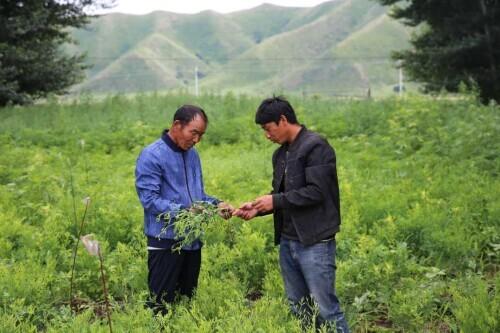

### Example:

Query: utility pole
xmin=194 ymin=66 xmax=199 ymax=97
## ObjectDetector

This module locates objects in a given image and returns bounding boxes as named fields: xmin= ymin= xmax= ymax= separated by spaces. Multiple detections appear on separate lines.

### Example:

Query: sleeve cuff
xmin=272 ymin=193 xmax=287 ymax=209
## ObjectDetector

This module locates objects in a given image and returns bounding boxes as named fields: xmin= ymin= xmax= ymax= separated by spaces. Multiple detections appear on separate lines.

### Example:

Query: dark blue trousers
xmin=147 ymin=248 xmax=201 ymax=314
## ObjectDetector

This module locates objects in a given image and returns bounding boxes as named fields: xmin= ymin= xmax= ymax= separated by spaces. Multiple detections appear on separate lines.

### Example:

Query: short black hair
xmin=255 ymin=96 xmax=298 ymax=125
xmin=173 ymin=105 xmax=208 ymax=125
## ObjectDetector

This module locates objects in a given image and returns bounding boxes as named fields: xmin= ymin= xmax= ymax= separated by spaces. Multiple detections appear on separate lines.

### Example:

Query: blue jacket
xmin=135 ymin=130 xmax=219 ymax=250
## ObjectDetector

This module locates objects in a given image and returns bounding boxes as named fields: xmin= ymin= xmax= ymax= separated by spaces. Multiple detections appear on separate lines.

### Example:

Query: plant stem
xmin=68 ymin=159 xmax=78 ymax=229
xmin=98 ymin=248 xmax=113 ymax=333
xmin=81 ymin=142 xmax=90 ymax=185
xmin=69 ymin=198 xmax=90 ymax=311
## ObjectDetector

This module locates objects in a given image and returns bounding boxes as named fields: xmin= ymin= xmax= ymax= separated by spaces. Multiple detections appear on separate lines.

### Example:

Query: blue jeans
xmin=279 ymin=238 xmax=349 ymax=333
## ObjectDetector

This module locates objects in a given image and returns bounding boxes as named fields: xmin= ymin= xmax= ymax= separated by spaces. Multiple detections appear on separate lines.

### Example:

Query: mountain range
xmin=70 ymin=0 xmax=411 ymax=97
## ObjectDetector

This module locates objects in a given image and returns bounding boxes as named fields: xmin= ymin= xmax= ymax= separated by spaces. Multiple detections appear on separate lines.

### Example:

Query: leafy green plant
xmin=158 ymin=202 xmax=224 ymax=252
xmin=448 ymin=275 xmax=500 ymax=333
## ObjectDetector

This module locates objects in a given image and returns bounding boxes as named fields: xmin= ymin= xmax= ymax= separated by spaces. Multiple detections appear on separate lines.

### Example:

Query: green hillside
xmin=283 ymin=0 xmax=347 ymax=31
xmin=70 ymin=0 xmax=411 ymax=97
xmin=228 ymin=4 xmax=302 ymax=43
xmin=71 ymin=13 xmax=160 ymax=75
xmin=205 ymin=0 xmax=398 ymax=96
xmin=172 ymin=10 xmax=255 ymax=63
xmin=327 ymin=13 xmax=413 ymax=94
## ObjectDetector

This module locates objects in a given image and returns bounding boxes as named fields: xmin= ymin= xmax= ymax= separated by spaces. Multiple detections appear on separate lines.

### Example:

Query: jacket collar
xmin=161 ymin=129 xmax=183 ymax=152
xmin=286 ymin=125 xmax=307 ymax=152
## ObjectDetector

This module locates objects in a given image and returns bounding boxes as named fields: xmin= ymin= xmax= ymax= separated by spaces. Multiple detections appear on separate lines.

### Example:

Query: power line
xmin=85 ymin=56 xmax=394 ymax=61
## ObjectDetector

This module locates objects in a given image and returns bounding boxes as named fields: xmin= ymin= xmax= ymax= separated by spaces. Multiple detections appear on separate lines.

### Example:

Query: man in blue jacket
xmin=135 ymin=104 xmax=233 ymax=314
xmin=234 ymin=97 xmax=349 ymax=332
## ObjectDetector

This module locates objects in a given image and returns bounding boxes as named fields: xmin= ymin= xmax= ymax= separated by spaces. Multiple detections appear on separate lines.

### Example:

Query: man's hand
xmin=189 ymin=203 xmax=205 ymax=214
xmin=218 ymin=202 xmax=234 ymax=220
xmin=252 ymin=195 xmax=273 ymax=212
xmin=232 ymin=201 xmax=259 ymax=221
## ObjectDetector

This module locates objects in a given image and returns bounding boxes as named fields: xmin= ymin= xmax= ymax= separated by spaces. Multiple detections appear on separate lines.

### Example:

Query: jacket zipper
xmin=182 ymin=152 xmax=194 ymax=204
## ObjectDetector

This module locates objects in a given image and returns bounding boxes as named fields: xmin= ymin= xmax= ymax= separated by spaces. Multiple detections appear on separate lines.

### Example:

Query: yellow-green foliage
xmin=0 ymin=93 xmax=498 ymax=332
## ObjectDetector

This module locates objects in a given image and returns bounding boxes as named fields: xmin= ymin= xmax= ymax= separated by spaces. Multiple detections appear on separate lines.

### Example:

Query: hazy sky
xmin=103 ymin=0 xmax=331 ymax=15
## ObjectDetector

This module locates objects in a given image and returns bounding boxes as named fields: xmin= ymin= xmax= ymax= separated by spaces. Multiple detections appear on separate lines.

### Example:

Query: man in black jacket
xmin=234 ymin=96 xmax=349 ymax=333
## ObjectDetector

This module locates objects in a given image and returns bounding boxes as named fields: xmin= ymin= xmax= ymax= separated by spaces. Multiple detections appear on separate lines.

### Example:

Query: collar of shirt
xmin=161 ymin=129 xmax=183 ymax=152
xmin=286 ymin=125 xmax=306 ymax=152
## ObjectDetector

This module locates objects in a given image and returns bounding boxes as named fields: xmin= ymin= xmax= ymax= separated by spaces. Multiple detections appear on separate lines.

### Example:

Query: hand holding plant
xmin=159 ymin=201 xmax=233 ymax=252
xmin=218 ymin=201 xmax=234 ymax=219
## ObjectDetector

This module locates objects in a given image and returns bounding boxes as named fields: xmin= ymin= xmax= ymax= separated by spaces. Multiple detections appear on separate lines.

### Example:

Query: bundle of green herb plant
xmin=157 ymin=202 xmax=222 ymax=252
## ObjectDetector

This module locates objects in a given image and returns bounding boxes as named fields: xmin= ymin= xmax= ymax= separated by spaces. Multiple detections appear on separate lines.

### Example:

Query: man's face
xmin=173 ymin=115 xmax=207 ymax=150
xmin=261 ymin=117 xmax=287 ymax=144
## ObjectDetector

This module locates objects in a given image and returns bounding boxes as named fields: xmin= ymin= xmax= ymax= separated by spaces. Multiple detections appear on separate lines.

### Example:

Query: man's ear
xmin=279 ymin=115 xmax=288 ymax=125
xmin=172 ymin=120 xmax=183 ymax=129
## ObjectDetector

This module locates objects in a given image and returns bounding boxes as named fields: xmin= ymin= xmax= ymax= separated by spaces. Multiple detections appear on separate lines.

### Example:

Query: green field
xmin=0 ymin=93 xmax=498 ymax=332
